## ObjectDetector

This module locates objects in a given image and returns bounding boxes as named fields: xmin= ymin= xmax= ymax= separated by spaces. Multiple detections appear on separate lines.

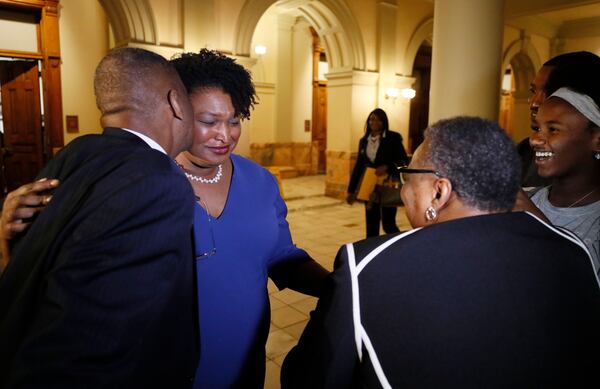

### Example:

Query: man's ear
xmin=167 ymin=89 xmax=184 ymax=120
xmin=431 ymin=177 xmax=452 ymax=208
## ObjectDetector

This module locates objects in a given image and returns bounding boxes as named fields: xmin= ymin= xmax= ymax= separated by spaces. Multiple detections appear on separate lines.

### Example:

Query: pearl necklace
xmin=184 ymin=164 xmax=223 ymax=184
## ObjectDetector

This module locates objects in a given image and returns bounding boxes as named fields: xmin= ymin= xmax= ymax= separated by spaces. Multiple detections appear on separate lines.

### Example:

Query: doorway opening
xmin=408 ymin=43 xmax=431 ymax=154
xmin=310 ymin=27 xmax=327 ymax=174
xmin=0 ymin=57 xmax=45 ymax=194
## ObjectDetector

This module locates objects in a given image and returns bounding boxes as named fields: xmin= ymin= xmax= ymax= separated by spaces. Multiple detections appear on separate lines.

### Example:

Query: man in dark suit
xmin=0 ymin=48 xmax=199 ymax=387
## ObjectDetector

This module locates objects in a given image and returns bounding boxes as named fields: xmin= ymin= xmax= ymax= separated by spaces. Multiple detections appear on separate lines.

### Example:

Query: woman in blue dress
xmin=170 ymin=49 xmax=329 ymax=388
xmin=0 ymin=49 xmax=329 ymax=388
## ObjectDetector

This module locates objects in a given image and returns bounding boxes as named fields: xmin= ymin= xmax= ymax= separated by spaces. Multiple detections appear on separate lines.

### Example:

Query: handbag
xmin=370 ymin=177 xmax=403 ymax=207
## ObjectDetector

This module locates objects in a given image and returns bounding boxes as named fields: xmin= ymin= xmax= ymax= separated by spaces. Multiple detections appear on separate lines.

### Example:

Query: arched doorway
xmin=238 ymin=0 xmax=366 ymax=182
xmin=500 ymin=51 xmax=537 ymax=142
xmin=408 ymin=42 xmax=431 ymax=154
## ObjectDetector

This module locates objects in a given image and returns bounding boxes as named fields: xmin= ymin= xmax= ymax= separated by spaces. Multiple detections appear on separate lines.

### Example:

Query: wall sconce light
xmin=385 ymin=87 xmax=400 ymax=100
xmin=400 ymin=88 xmax=416 ymax=99
xmin=254 ymin=45 xmax=267 ymax=56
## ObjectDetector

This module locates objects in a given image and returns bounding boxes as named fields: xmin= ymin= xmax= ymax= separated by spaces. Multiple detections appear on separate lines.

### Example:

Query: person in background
xmin=519 ymin=51 xmax=600 ymax=188
xmin=346 ymin=108 xmax=408 ymax=238
xmin=282 ymin=116 xmax=600 ymax=388
xmin=527 ymin=86 xmax=600 ymax=273
xmin=0 ymin=47 xmax=199 ymax=387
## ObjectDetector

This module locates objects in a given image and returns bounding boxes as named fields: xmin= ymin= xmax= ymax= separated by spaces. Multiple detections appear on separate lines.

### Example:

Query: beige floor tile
xmin=265 ymin=328 xmax=297 ymax=359
xmin=270 ymin=305 xmax=307 ymax=328
xmin=269 ymin=295 xmax=286 ymax=310
xmin=291 ymin=296 xmax=318 ymax=315
xmin=281 ymin=319 xmax=309 ymax=339
xmin=272 ymin=353 xmax=287 ymax=367
xmin=267 ymin=278 xmax=278 ymax=294
xmin=270 ymin=288 xmax=310 ymax=305
xmin=264 ymin=360 xmax=281 ymax=389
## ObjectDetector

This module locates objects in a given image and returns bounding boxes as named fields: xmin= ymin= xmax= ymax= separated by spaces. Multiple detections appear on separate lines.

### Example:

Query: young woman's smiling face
xmin=530 ymin=97 xmax=597 ymax=179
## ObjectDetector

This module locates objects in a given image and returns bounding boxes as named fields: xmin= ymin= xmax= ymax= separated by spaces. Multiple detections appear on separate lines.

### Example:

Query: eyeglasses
xmin=397 ymin=166 xmax=442 ymax=185
xmin=195 ymin=196 xmax=217 ymax=259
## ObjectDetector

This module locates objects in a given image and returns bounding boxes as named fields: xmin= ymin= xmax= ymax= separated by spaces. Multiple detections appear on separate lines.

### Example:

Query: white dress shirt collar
xmin=120 ymin=128 xmax=167 ymax=155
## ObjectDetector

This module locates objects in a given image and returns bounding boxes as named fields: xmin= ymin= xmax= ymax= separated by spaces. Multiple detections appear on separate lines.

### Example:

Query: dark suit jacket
xmin=0 ymin=128 xmax=199 ymax=388
xmin=281 ymin=212 xmax=600 ymax=388
xmin=347 ymin=130 xmax=408 ymax=194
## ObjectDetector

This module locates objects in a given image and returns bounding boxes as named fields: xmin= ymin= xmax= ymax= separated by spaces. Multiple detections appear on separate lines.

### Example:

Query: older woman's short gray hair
xmin=423 ymin=116 xmax=521 ymax=212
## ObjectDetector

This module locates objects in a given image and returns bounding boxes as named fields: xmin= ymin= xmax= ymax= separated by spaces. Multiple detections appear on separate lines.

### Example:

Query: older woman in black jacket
xmin=347 ymin=108 xmax=409 ymax=237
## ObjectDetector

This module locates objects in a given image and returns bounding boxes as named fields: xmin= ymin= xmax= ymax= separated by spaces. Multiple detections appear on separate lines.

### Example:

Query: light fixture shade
xmin=400 ymin=88 xmax=416 ymax=99
xmin=254 ymin=45 xmax=267 ymax=55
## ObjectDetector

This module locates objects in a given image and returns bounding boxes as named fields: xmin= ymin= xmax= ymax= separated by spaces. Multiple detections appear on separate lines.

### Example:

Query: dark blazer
xmin=282 ymin=212 xmax=600 ymax=388
xmin=0 ymin=128 xmax=199 ymax=388
xmin=347 ymin=130 xmax=408 ymax=194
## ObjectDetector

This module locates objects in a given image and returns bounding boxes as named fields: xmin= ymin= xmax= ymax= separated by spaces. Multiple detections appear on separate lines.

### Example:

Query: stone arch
xmin=403 ymin=17 xmax=433 ymax=75
xmin=502 ymin=36 xmax=541 ymax=96
xmin=98 ymin=0 xmax=158 ymax=46
xmin=233 ymin=0 xmax=366 ymax=71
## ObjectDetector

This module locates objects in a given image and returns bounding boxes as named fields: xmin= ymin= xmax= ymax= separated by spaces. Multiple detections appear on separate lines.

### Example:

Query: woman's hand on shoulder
xmin=1 ymin=178 xmax=59 ymax=240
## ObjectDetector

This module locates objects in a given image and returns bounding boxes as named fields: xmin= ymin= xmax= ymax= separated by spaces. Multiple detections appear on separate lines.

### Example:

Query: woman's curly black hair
xmin=423 ymin=116 xmax=521 ymax=212
xmin=170 ymin=49 xmax=258 ymax=120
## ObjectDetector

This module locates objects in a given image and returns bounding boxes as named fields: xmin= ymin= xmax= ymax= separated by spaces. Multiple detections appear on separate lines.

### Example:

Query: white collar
xmin=120 ymin=128 xmax=167 ymax=154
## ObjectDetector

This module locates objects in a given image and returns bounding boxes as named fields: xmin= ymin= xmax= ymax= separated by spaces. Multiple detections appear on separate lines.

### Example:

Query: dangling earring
xmin=425 ymin=206 xmax=438 ymax=222
xmin=595 ymin=151 xmax=600 ymax=160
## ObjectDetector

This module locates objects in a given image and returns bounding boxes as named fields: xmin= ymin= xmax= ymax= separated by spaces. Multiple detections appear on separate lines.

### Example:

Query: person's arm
xmin=281 ymin=245 xmax=358 ymax=388
xmin=513 ymin=188 xmax=549 ymax=222
xmin=267 ymin=175 xmax=330 ymax=297
xmin=348 ymin=139 xmax=366 ymax=194
xmin=270 ymin=254 xmax=330 ymax=297
xmin=0 ymin=178 xmax=59 ymax=273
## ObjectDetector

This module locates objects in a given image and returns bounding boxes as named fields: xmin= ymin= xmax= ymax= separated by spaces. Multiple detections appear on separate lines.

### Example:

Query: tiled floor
xmin=263 ymin=175 xmax=411 ymax=388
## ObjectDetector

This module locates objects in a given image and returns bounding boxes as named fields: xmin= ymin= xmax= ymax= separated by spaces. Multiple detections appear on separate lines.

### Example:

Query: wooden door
xmin=408 ymin=44 xmax=431 ymax=154
xmin=0 ymin=60 xmax=44 ymax=193
xmin=312 ymin=80 xmax=327 ymax=173
xmin=311 ymin=27 xmax=327 ymax=174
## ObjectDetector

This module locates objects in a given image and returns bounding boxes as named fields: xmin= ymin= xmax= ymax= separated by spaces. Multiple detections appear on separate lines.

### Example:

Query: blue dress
xmin=192 ymin=154 xmax=309 ymax=388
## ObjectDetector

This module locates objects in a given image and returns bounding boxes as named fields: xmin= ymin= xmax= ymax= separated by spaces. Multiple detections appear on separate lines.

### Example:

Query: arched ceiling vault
xmin=234 ymin=0 xmax=366 ymax=72
xmin=98 ymin=0 xmax=157 ymax=46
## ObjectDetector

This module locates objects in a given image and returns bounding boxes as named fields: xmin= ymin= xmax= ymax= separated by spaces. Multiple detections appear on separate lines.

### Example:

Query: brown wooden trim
xmin=0 ymin=49 xmax=43 ymax=59
xmin=0 ymin=0 xmax=45 ymax=11
xmin=0 ymin=0 xmax=63 ymax=154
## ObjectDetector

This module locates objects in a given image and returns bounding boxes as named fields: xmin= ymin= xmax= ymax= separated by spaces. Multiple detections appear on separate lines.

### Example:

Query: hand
xmin=1 ymin=178 xmax=59 ymax=240
xmin=513 ymin=188 xmax=549 ymax=223
xmin=375 ymin=166 xmax=388 ymax=176
xmin=346 ymin=193 xmax=356 ymax=205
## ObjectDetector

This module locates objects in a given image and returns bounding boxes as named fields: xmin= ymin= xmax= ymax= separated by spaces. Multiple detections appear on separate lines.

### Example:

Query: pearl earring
xmin=425 ymin=206 xmax=438 ymax=222
xmin=595 ymin=151 xmax=600 ymax=160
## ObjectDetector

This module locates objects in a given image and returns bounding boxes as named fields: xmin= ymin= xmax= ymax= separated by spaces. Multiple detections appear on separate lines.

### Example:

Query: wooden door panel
xmin=0 ymin=60 xmax=44 ymax=192
xmin=312 ymin=81 xmax=327 ymax=173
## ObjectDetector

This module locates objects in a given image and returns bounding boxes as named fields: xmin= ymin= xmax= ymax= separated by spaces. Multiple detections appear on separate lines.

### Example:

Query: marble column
xmin=429 ymin=0 xmax=505 ymax=122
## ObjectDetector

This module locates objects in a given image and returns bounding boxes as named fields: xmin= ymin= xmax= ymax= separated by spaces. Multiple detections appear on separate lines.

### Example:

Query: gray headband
xmin=549 ymin=87 xmax=600 ymax=127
